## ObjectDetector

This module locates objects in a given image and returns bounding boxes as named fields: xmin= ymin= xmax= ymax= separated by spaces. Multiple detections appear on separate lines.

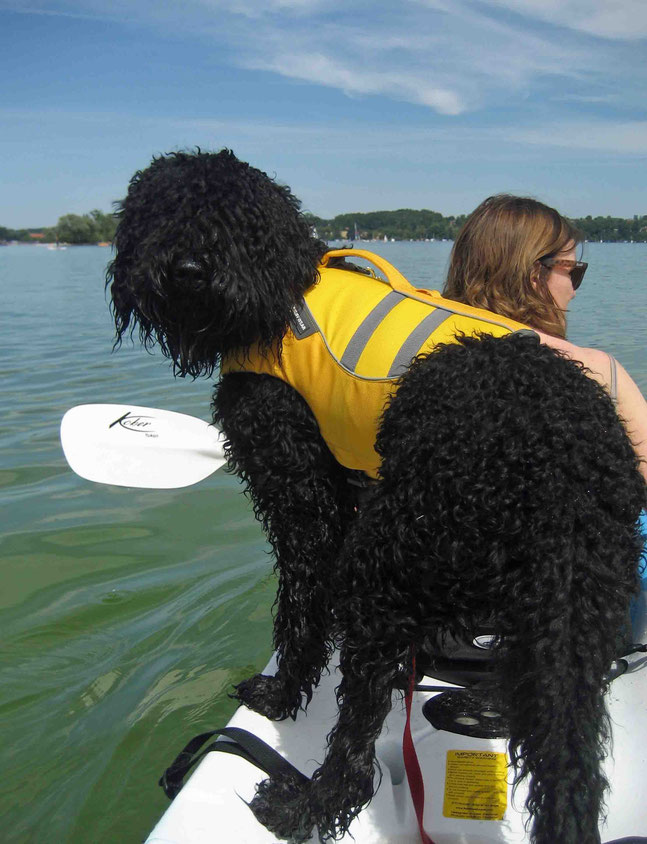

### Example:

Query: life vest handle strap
xmin=321 ymin=248 xmax=416 ymax=292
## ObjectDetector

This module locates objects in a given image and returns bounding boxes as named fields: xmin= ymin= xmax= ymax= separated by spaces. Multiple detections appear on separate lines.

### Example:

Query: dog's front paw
xmin=250 ymin=773 xmax=314 ymax=843
xmin=233 ymin=673 xmax=301 ymax=721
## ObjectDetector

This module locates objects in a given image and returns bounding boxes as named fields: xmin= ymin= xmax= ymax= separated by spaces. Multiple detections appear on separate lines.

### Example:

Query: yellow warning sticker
xmin=443 ymin=750 xmax=508 ymax=821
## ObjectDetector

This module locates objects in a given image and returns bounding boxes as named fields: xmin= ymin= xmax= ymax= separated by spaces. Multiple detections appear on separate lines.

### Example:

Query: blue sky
xmin=2 ymin=0 xmax=647 ymax=227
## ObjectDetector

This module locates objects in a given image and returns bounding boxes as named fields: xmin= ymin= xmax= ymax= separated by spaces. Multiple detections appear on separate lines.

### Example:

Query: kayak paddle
xmin=60 ymin=404 xmax=227 ymax=489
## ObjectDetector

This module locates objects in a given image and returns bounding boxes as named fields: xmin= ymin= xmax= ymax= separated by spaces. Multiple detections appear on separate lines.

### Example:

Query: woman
xmin=443 ymin=194 xmax=647 ymax=480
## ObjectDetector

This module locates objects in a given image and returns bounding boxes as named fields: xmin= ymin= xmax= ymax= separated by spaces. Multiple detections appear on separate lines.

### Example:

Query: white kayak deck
xmin=147 ymin=589 xmax=647 ymax=843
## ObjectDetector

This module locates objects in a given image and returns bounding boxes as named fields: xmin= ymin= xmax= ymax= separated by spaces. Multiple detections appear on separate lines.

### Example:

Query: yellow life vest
xmin=222 ymin=249 xmax=532 ymax=478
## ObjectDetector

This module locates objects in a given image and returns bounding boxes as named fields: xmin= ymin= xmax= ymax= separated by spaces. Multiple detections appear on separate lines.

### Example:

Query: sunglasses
xmin=538 ymin=257 xmax=588 ymax=291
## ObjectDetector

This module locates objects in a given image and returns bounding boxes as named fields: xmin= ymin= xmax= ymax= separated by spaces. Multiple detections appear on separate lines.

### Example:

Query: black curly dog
xmin=108 ymin=149 xmax=358 ymax=721
xmin=108 ymin=150 xmax=645 ymax=843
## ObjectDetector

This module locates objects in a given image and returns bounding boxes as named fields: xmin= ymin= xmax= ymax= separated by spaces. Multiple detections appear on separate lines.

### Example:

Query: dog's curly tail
xmin=494 ymin=504 xmax=641 ymax=843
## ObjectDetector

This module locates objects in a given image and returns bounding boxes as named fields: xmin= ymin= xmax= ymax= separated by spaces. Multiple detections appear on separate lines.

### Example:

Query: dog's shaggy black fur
xmin=108 ymin=150 xmax=646 ymax=843
xmin=249 ymin=333 xmax=645 ymax=844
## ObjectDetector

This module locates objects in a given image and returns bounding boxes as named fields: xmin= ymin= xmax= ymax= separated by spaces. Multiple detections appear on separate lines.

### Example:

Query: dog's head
xmin=107 ymin=149 xmax=324 ymax=376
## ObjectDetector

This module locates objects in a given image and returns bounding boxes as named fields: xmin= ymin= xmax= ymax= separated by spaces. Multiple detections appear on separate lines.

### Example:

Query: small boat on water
xmin=146 ymin=585 xmax=647 ymax=844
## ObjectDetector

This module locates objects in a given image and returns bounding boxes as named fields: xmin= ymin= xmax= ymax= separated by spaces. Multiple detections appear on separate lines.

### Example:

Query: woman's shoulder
xmin=535 ymin=330 xmax=647 ymax=479
xmin=533 ymin=332 xmax=612 ymax=386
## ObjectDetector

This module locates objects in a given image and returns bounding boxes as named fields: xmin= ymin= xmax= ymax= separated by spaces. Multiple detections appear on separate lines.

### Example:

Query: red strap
xmin=403 ymin=653 xmax=435 ymax=844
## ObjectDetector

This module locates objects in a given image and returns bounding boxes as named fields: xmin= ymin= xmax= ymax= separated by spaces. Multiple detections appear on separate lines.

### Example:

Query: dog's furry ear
xmin=107 ymin=149 xmax=325 ymax=377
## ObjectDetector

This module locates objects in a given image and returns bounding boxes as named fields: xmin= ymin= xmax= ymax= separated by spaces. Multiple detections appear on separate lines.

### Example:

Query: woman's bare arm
xmin=614 ymin=360 xmax=647 ymax=480
xmin=536 ymin=331 xmax=647 ymax=481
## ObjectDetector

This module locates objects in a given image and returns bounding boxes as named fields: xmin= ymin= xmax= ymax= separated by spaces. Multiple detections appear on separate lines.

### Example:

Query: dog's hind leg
xmin=212 ymin=372 xmax=357 ymax=721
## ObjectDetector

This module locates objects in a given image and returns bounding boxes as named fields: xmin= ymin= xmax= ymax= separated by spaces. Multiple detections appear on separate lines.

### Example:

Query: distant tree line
xmin=575 ymin=215 xmax=647 ymax=242
xmin=306 ymin=210 xmax=647 ymax=243
xmin=0 ymin=210 xmax=117 ymax=244
xmin=3 ymin=207 xmax=647 ymax=245
xmin=305 ymin=210 xmax=468 ymax=242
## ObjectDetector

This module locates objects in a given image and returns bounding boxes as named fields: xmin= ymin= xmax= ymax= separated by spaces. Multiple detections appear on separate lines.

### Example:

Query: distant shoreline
xmin=3 ymin=206 xmax=647 ymax=245
xmin=306 ymin=210 xmax=647 ymax=244
xmin=0 ymin=240 xmax=112 ymax=247
xmin=3 ymin=238 xmax=647 ymax=249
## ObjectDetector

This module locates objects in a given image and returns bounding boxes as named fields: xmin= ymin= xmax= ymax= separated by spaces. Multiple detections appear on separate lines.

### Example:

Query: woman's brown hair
xmin=443 ymin=195 xmax=584 ymax=337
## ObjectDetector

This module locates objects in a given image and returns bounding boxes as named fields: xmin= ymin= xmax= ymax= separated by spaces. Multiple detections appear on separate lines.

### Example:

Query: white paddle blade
xmin=61 ymin=404 xmax=227 ymax=489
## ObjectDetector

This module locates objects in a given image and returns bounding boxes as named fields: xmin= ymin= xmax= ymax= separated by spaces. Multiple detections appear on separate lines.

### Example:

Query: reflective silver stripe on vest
xmin=387 ymin=309 xmax=451 ymax=377
xmin=340 ymin=291 xmax=405 ymax=371
xmin=607 ymin=353 xmax=618 ymax=403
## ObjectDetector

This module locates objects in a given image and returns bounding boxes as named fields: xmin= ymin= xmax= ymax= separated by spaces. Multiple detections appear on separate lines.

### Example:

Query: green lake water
xmin=1 ymin=241 xmax=646 ymax=842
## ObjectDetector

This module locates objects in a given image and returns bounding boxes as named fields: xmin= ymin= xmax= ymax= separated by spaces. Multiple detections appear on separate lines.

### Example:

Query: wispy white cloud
xmin=552 ymin=94 xmax=620 ymax=105
xmin=510 ymin=120 xmax=647 ymax=155
xmin=0 ymin=3 xmax=120 ymax=21
xmin=485 ymin=0 xmax=647 ymax=40
xmin=5 ymin=106 xmax=646 ymax=158
xmin=3 ymin=0 xmax=646 ymax=119
xmin=246 ymin=51 xmax=465 ymax=115
xmin=232 ymin=0 xmax=327 ymax=12
xmin=221 ymin=4 xmax=602 ymax=115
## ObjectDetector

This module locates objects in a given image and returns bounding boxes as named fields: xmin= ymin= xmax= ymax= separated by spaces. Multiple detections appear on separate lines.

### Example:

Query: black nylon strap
xmin=159 ymin=726 xmax=309 ymax=800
